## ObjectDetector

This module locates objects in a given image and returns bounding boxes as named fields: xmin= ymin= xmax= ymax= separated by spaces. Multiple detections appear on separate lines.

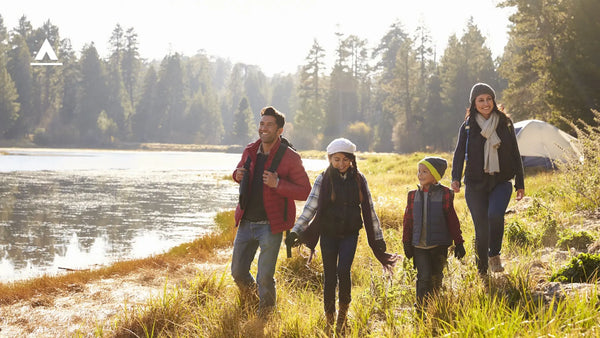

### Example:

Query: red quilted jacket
xmin=233 ymin=138 xmax=311 ymax=234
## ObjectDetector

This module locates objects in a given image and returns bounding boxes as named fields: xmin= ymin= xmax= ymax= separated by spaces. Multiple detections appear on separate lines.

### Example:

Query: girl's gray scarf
xmin=475 ymin=112 xmax=501 ymax=174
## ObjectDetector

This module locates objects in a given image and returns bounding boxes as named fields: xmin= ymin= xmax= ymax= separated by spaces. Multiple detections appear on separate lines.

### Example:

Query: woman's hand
xmin=516 ymin=189 xmax=525 ymax=201
xmin=451 ymin=180 xmax=461 ymax=193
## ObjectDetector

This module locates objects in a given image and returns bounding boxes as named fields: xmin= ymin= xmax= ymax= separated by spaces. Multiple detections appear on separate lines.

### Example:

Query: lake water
xmin=0 ymin=148 xmax=327 ymax=282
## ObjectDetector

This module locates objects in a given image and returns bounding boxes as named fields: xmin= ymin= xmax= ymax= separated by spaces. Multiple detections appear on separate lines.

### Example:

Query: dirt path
xmin=0 ymin=252 xmax=231 ymax=337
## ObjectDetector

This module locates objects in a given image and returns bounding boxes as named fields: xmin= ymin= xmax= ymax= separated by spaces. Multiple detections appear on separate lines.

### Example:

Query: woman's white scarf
xmin=475 ymin=112 xmax=501 ymax=174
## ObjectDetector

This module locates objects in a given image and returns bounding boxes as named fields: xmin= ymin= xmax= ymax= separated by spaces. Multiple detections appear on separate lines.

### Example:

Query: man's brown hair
xmin=261 ymin=106 xmax=285 ymax=129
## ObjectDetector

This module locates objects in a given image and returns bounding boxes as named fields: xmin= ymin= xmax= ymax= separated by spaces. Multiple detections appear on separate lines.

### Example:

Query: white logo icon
xmin=31 ymin=38 xmax=63 ymax=66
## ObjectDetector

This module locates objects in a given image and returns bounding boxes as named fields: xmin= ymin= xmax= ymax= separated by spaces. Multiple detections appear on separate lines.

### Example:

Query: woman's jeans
xmin=231 ymin=220 xmax=282 ymax=310
xmin=413 ymin=246 xmax=448 ymax=304
xmin=465 ymin=181 xmax=512 ymax=273
xmin=320 ymin=233 xmax=358 ymax=314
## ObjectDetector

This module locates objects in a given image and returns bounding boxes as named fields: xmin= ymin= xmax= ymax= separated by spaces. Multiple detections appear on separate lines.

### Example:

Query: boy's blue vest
xmin=411 ymin=185 xmax=452 ymax=246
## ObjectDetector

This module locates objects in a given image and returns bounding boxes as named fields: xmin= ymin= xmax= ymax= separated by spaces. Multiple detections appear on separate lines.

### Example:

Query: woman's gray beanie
xmin=469 ymin=83 xmax=496 ymax=103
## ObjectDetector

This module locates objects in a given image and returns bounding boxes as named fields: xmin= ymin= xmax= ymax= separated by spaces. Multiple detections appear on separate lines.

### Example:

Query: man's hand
xmin=263 ymin=170 xmax=279 ymax=188
xmin=451 ymin=180 xmax=461 ymax=193
xmin=235 ymin=168 xmax=246 ymax=182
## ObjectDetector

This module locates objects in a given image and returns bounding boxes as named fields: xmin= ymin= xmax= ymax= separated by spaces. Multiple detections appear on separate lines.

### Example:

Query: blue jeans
xmin=320 ymin=233 xmax=358 ymax=313
xmin=465 ymin=181 xmax=512 ymax=273
xmin=413 ymin=246 xmax=448 ymax=305
xmin=231 ymin=220 xmax=283 ymax=309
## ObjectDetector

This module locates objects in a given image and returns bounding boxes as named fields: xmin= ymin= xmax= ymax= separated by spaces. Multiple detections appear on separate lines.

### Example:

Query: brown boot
xmin=489 ymin=255 xmax=505 ymax=273
xmin=335 ymin=302 xmax=349 ymax=336
xmin=325 ymin=311 xmax=335 ymax=335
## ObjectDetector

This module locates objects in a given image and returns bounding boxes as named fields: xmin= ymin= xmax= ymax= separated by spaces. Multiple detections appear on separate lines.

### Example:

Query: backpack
xmin=238 ymin=141 xmax=289 ymax=210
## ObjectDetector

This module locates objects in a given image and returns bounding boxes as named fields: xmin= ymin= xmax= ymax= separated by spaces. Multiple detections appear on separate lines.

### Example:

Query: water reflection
xmin=0 ymin=149 xmax=327 ymax=282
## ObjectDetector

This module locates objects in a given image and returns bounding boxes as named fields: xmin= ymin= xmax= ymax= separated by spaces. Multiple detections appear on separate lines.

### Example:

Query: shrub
xmin=549 ymin=253 xmax=600 ymax=283
xmin=539 ymin=215 xmax=560 ymax=247
xmin=557 ymin=231 xmax=595 ymax=251
xmin=558 ymin=109 xmax=600 ymax=210
xmin=506 ymin=221 xmax=533 ymax=247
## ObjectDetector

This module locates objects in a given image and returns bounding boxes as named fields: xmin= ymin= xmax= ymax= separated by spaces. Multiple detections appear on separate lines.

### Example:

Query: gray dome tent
xmin=513 ymin=119 xmax=581 ymax=169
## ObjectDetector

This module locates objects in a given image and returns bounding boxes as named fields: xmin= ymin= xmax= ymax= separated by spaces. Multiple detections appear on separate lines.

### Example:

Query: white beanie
xmin=326 ymin=138 xmax=356 ymax=155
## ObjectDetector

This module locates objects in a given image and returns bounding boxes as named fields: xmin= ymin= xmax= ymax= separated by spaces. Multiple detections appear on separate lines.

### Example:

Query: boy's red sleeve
xmin=444 ymin=189 xmax=464 ymax=244
xmin=402 ymin=191 xmax=415 ymax=243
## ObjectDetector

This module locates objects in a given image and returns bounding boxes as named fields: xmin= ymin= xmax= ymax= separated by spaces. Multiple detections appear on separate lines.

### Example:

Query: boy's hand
xmin=403 ymin=242 xmax=414 ymax=259
xmin=454 ymin=243 xmax=466 ymax=259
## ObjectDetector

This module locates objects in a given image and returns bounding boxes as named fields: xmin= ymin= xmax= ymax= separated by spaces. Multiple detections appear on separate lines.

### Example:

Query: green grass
xmin=5 ymin=129 xmax=600 ymax=336
xmin=99 ymin=145 xmax=600 ymax=337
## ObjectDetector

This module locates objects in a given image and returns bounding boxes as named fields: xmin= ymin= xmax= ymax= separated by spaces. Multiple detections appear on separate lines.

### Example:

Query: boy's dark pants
xmin=413 ymin=246 xmax=449 ymax=305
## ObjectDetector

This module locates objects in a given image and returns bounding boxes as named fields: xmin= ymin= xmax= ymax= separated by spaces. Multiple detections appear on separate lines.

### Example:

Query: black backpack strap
xmin=268 ymin=143 xmax=288 ymax=173
xmin=268 ymin=142 xmax=289 ymax=225
xmin=243 ymin=156 xmax=252 ymax=170
xmin=465 ymin=116 xmax=471 ymax=162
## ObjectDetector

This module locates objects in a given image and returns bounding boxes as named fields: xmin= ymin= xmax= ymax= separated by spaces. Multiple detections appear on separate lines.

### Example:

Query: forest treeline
xmin=0 ymin=0 xmax=599 ymax=152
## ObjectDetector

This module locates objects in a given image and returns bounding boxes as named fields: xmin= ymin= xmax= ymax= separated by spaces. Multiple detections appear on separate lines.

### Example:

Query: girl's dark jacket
xmin=451 ymin=112 xmax=525 ymax=191
xmin=292 ymin=167 xmax=398 ymax=268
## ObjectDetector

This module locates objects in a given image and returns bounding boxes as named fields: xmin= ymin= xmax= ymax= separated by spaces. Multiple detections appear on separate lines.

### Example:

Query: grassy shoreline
xmin=2 ymin=150 xmax=600 ymax=336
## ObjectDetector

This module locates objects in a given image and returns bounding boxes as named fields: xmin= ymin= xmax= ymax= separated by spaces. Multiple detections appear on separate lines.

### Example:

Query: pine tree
xmin=294 ymin=39 xmax=326 ymax=149
xmin=132 ymin=66 xmax=158 ymax=142
xmin=499 ymin=0 xmax=567 ymax=121
xmin=78 ymin=43 xmax=109 ymax=145
xmin=547 ymin=0 xmax=600 ymax=127
xmin=155 ymin=53 xmax=185 ymax=142
xmin=122 ymin=27 xmax=140 ymax=111
xmin=325 ymin=31 xmax=358 ymax=141
xmin=0 ymin=53 xmax=20 ymax=138
xmin=232 ymin=97 xmax=254 ymax=145
xmin=106 ymin=24 xmax=130 ymax=141
xmin=372 ymin=21 xmax=409 ymax=151
xmin=6 ymin=32 xmax=33 ymax=139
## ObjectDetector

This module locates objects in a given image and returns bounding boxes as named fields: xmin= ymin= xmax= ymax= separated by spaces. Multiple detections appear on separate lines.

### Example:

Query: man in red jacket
xmin=232 ymin=106 xmax=311 ymax=317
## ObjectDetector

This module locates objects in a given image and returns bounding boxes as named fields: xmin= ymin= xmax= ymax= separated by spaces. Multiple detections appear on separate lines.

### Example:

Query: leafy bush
xmin=557 ymin=231 xmax=595 ymax=251
xmin=558 ymin=109 xmax=600 ymax=210
xmin=506 ymin=221 xmax=533 ymax=247
xmin=550 ymin=253 xmax=600 ymax=283
xmin=540 ymin=215 xmax=560 ymax=247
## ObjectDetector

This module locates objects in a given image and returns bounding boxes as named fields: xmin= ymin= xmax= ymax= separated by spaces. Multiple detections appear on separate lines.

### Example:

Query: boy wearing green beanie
xmin=402 ymin=156 xmax=465 ymax=310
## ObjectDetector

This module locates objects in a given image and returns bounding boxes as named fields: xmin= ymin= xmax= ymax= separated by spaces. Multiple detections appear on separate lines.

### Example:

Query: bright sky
xmin=3 ymin=0 xmax=514 ymax=76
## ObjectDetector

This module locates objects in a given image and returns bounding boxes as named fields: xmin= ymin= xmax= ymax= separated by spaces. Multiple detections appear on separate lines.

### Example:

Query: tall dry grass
xmin=104 ymin=145 xmax=600 ymax=337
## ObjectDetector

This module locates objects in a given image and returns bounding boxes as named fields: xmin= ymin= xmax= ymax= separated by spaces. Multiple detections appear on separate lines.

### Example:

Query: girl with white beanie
xmin=286 ymin=138 xmax=398 ymax=335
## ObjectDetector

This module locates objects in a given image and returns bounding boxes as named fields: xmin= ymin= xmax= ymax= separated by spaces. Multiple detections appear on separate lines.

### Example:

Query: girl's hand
xmin=451 ymin=180 xmax=461 ymax=193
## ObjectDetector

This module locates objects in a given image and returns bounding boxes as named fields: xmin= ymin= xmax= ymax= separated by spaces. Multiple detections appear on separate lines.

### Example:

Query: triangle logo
xmin=31 ymin=38 xmax=62 ymax=66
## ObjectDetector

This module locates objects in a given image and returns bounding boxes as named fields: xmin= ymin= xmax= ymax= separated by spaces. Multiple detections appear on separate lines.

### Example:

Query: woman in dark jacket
xmin=451 ymin=83 xmax=525 ymax=275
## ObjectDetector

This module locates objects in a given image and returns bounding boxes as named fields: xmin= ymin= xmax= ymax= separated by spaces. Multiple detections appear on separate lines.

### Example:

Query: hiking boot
xmin=335 ymin=302 xmax=349 ymax=336
xmin=257 ymin=306 xmax=275 ymax=320
xmin=489 ymin=255 xmax=504 ymax=273
xmin=325 ymin=311 xmax=335 ymax=335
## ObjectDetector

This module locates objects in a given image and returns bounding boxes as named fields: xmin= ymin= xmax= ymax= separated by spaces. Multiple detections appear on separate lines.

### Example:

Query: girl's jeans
xmin=465 ymin=181 xmax=512 ymax=273
xmin=231 ymin=220 xmax=282 ymax=310
xmin=320 ymin=233 xmax=358 ymax=314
